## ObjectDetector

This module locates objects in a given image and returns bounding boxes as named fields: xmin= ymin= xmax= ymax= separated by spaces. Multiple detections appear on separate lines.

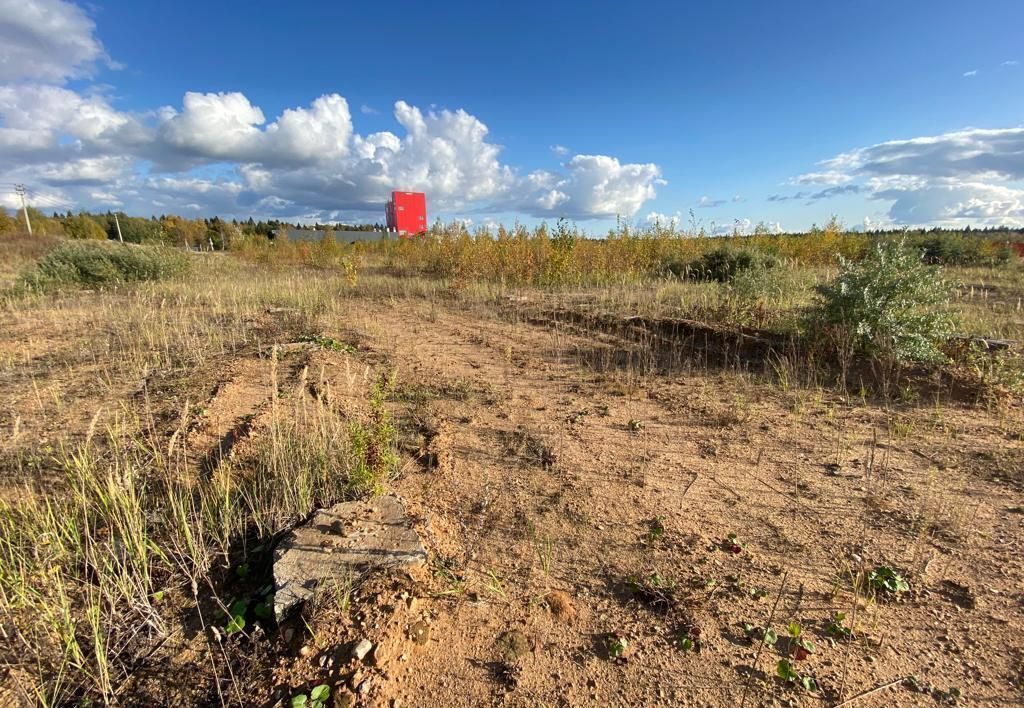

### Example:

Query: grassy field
xmin=0 ymin=230 xmax=1022 ymax=706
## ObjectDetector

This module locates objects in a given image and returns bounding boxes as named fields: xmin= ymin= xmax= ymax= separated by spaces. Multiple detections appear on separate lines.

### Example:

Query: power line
xmin=25 ymin=190 xmax=76 ymax=211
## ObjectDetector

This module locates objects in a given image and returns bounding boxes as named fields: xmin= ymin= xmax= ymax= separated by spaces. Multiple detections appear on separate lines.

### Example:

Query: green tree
xmin=22 ymin=207 xmax=64 ymax=236
xmin=163 ymin=215 xmax=207 ymax=248
xmin=114 ymin=215 xmax=164 ymax=244
xmin=63 ymin=213 xmax=108 ymax=240
xmin=0 ymin=207 xmax=17 ymax=235
xmin=206 ymin=218 xmax=240 ymax=250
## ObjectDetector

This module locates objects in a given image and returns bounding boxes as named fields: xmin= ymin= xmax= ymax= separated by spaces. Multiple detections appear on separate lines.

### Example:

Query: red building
xmin=385 ymin=191 xmax=427 ymax=236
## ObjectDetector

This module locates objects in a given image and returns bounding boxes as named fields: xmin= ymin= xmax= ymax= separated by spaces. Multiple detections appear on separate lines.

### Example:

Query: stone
xmin=498 ymin=630 xmax=530 ymax=662
xmin=273 ymin=496 xmax=427 ymax=620
xmin=409 ymin=621 xmax=430 ymax=646
xmin=373 ymin=639 xmax=397 ymax=666
xmin=335 ymin=688 xmax=356 ymax=708
xmin=352 ymin=638 xmax=374 ymax=661
xmin=544 ymin=590 xmax=576 ymax=624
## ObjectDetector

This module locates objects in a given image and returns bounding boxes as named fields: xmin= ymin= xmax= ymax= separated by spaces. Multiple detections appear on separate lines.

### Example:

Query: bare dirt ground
xmin=243 ymin=298 xmax=1023 ymax=707
xmin=3 ymin=286 xmax=1023 ymax=707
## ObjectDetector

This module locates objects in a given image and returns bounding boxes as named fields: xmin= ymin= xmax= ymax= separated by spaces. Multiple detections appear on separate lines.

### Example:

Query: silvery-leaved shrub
xmin=812 ymin=239 xmax=956 ymax=363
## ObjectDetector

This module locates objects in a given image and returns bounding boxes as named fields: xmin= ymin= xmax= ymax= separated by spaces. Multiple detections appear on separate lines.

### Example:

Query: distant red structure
xmin=385 ymin=191 xmax=427 ymax=236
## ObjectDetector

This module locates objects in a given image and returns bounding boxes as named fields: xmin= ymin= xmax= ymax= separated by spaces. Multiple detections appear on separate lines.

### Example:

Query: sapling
xmin=607 ymin=634 xmax=628 ymax=661
xmin=786 ymin=622 xmax=815 ymax=660
xmin=867 ymin=566 xmax=910 ymax=595
xmin=291 ymin=684 xmax=330 ymax=708
xmin=225 ymin=599 xmax=248 ymax=635
xmin=825 ymin=611 xmax=853 ymax=640
xmin=777 ymin=659 xmax=818 ymax=692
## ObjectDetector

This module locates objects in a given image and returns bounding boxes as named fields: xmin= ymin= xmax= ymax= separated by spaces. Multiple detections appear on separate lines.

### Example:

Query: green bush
xmin=19 ymin=241 xmax=188 ymax=290
xmin=811 ymin=239 xmax=956 ymax=363
xmin=909 ymin=232 xmax=1011 ymax=266
xmin=729 ymin=263 xmax=788 ymax=304
xmin=675 ymin=246 xmax=780 ymax=282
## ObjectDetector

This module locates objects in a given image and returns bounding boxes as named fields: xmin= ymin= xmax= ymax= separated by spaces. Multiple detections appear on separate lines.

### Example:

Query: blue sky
xmin=2 ymin=0 xmax=1024 ymax=232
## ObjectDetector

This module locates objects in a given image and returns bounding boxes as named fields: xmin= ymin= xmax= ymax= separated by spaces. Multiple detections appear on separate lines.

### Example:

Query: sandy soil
xmin=3 ymin=293 xmax=1023 ymax=707
xmin=240 ymin=299 xmax=1023 ymax=707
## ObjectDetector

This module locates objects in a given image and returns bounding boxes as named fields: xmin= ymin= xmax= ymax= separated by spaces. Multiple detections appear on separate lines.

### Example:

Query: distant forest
xmin=1 ymin=205 xmax=1022 ymax=251
xmin=0 ymin=207 xmax=384 ymax=249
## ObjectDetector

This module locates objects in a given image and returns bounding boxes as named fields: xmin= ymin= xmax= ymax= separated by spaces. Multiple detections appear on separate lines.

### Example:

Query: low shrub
xmin=729 ymin=263 xmax=789 ymax=304
xmin=19 ymin=240 xmax=188 ymax=290
xmin=683 ymin=246 xmax=780 ymax=283
xmin=910 ymin=232 xmax=1012 ymax=266
xmin=810 ymin=239 xmax=956 ymax=363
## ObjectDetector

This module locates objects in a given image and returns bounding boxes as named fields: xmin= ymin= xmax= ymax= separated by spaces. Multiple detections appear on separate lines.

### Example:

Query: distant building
xmin=271 ymin=190 xmax=428 ymax=242
xmin=385 ymin=191 xmax=427 ymax=235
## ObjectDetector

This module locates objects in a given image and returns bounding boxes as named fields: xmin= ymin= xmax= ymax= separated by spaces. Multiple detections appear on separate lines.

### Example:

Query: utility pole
xmin=113 ymin=213 xmax=124 ymax=243
xmin=14 ymin=184 xmax=32 ymax=235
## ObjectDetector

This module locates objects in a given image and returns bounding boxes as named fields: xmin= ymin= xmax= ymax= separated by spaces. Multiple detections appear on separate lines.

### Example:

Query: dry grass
xmin=0 ymin=254 xmax=404 ymax=704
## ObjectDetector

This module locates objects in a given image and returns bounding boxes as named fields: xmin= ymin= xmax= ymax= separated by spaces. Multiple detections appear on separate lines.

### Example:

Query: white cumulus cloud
xmin=0 ymin=2 xmax=662 ymax=221
xmin=1 ymin=55 xmax=662 ymax=221
xmin=0 ymin=0 xmax=108 ymax=82
xmin=786 ymin=126 xmax=1024 ymax=227
xmin=521 ymin=154 xmax=660 ymax=219
xmin=645 ymin=211 xmax=681 ymax=227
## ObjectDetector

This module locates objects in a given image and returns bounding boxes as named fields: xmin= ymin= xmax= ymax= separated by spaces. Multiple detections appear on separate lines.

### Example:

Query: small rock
xmin=498 ymin=630 xmax=531 ymax=662
xmin=373 ymin=641 xmax=392 ymax=666
xmin=352 ymin=638 xmax=374 ymax=661
xmin=358 ymin=678 xmax=373 ymax=695
xmin=335 ymin=688 xmax=356 ymax=708
xmin=544 ymin=590 xmax=576 ymax=624
xmin=409 ymin=621 xmax=430 ymax=645
xmin=299 ymin=645 xmax=312 ymax=658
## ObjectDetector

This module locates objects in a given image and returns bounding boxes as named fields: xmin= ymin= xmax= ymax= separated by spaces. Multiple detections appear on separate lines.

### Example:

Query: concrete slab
xmin=273 ymin=495 xmax=427 ymax=620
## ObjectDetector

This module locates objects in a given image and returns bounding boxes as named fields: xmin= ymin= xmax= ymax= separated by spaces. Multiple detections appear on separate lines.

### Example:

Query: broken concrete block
xmin=273 ymin=495 xmax=426 ymax=620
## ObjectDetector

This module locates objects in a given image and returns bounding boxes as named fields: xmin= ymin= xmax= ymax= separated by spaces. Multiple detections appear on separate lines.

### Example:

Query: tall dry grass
xmin=0 ymin=256 xmax=398 ymax=704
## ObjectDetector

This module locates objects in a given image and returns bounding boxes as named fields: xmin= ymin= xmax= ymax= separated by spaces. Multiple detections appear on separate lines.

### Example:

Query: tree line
xmin=0 ymin=208 xmax=387 ymax=249
xmin=1 ymin=206 xmax=1022 ymax=250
